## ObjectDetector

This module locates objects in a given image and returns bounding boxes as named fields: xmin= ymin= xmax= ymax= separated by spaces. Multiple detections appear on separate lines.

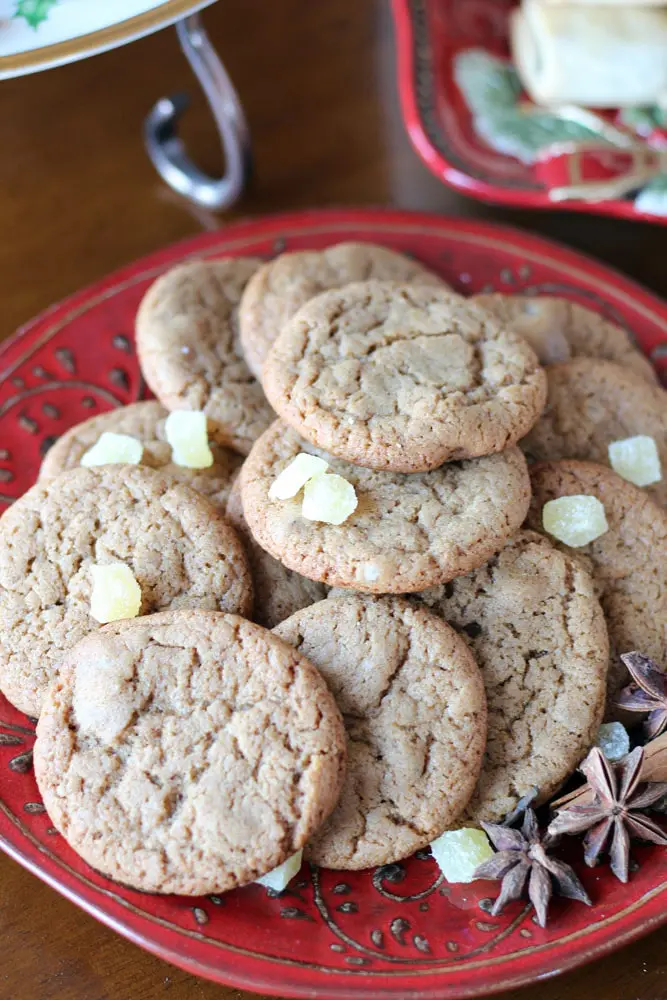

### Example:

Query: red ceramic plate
xmin=1 ymin=208 xmax=667 ymax=999
xmin=392 ymin=0 xmax=667 ymax=224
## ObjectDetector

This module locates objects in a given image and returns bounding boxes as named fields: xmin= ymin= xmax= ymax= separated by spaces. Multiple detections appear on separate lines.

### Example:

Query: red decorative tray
xmin=392 ymin=0 xmax=667 ymax=224
xmin=1 ymin=208 xmax=667 ymax=998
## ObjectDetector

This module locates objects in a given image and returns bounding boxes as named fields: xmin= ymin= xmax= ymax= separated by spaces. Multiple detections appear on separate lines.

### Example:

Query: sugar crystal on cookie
xmin=268 ymin=453 xmax=328 ymax=500
xmin=80 ymin=431 xmax=143 ymax=467
xmin=256 ymin=850 xmax=303 ymax=891
xmin=430 ymin=828 xmax=494 ymax=884
xmin=542 ymin=496 xmax=608 ymax=547
xmin=302 ymin=473 xmax=357 ymax=525
xmin=90 ymin=563 xmax=142 ymax=624
xmin=609 ymin=435 xmax=662 ymax=487
xmin=165 ymin=411 xmax=214 ymax=469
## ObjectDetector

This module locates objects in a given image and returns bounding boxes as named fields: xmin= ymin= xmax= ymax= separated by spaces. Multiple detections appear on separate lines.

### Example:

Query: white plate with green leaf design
xmin=0 ymin=0 xmax=217 ymax=81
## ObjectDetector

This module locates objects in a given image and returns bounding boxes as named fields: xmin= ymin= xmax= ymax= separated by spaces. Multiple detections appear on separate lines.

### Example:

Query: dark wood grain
xmin=1 ymin=2 xmax=667 ymax=998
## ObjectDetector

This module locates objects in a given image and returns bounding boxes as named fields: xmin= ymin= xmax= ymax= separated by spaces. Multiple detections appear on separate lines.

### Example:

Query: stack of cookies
xmin=1 ymin=241 xmax=665 ymax=896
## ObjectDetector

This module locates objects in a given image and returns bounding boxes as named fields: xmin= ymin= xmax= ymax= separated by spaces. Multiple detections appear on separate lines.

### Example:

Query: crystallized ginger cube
xmin=90 ymin=563 xmax=142 ymax=624
xmin=597 ymin=722 xmax=630 ymax=762
xmin=256 ymin=850 xmax=303 ymax=892
xmin=80 ymin=431 xmax=143 ymax=467
xmin=608 ymin=435 xmax=662 ymax=487
xmin=164 ymin=411 xmax=213 ymax=469
xmin=542 ymin=495 xmax=608 ymax=548
xmin=302 ymin=473 xmax=358 ymax=525
xmin=269 ymin=453 xmax=329 ymax=500
xmin=430 ymin=828 xmax=494 ymax=884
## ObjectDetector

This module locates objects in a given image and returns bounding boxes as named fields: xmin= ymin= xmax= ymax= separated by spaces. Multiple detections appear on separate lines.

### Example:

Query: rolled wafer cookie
xmin=511 ymin=2 xmax=667 ymax=108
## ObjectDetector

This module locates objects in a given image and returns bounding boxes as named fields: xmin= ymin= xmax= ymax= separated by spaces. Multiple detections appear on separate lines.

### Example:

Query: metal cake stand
xmin=144 ymin=12 xmax=250 ymax=211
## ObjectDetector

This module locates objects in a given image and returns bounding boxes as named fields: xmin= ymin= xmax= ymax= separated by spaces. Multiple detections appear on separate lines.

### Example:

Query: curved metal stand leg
xmin=144 ymin=13 xmax=251 ymax=211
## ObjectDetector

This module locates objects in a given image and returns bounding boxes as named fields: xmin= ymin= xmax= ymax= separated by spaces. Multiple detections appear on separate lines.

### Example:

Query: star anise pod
xmin=617 ymin=652 xmax=667 ymax=739
xmin=473 ymin=808 xmax=590 ymax=927
xmin=501 ymin=786 xmax=539 ymax=828
xmin=547 ymin=746 xmax=667 ymax=883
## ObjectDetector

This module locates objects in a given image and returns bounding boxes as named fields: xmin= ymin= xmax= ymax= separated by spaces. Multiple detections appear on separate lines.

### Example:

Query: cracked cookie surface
xmin=238 ymin=242 xmax=447 ymax=379
xmin=274 ymin=594 xmax=486 ymax=869
xmin=241 ymin=421 xmax=531 ymax=592
xmin=136 ymin=258 xmax=274 ymax=455
xmin=34 ymin=610 xmax=346 ymax=894
xmin=226 ymin=479 xmax=327 ymax=628
xmin=0 ymin=465 xmax=252 ymax=717
xmin=39 ymin=401 xmax=242 ymax=511
xmin=521 ymin=358 xmax=667 ymax=506
xmin=417 ymin=531 xmax=608 ymax=824
xmin=262 ymin=281 xmax=547 ymax=472
xmin=473 ymin=294 xmax=657 ymax=382
xmin=526 ymin=460 xmax=667 ymax=721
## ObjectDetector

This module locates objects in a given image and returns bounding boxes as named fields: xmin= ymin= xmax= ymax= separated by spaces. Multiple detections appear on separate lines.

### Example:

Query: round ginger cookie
xmin=473 ymin=293 xmax=658 ymax=383
xmin=34 ymin=610 xmax=346 ymax=894
xmin=135 ymin=258 xmax=274 ymax=455
xmin=526 ymin=460 xmax=667 ymax=720
xmin=0 ymin=466 xmax=252 ymax=717
xmin=417 ymin=531 xmax=608 ymax=824
xmin=274 ymin=594 xmax=486 ymax=869
xmin=238 ymin=242 xmax=447 ymax=379
xmin=226 ymin=478 xmax=327 ymax=628
xmin=262 ymin=282 xmax=547 ymax=472
xmin=39 ymin=401 xmax=242 ymax=511
xmin=241 ymin=421 xmax=532 ymax=593
xmin=521 ymin=358 xmax=667 ymax=506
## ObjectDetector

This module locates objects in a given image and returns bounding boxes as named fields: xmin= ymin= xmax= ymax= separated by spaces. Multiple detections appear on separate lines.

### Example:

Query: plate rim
xmin=5 ymin=207 xmax=667 ymax=359
xmin=2 ymin=205 xmax=667 ymax=998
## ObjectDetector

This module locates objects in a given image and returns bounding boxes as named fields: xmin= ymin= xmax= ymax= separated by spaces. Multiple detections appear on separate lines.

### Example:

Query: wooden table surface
xmin=1 ymin=2 xmax=667 ymax=999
